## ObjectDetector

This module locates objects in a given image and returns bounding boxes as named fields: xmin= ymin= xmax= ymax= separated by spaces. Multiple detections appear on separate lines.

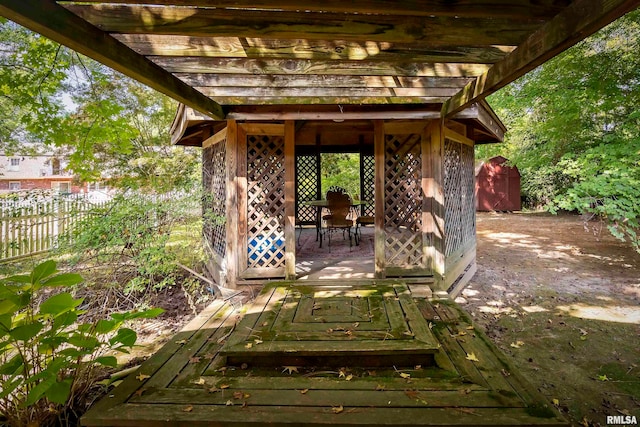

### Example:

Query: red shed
xmin=475 ymin=156 xmax=521 ymax=211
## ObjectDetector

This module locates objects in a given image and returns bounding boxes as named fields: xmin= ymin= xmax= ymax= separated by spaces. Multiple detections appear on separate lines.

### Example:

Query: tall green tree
xmin=479 ymin=9 xmax=640 ymax=251
xmin=0 ymin=20 xmax=198 ymax=192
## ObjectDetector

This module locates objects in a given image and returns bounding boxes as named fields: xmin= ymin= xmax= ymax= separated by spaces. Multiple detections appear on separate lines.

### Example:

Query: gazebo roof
xmin=1 ymin=0 xmax=638 ymax=121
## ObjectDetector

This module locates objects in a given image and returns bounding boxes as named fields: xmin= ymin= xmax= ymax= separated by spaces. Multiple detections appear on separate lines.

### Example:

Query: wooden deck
xmin=82 ymin=282 xmax=567 ymax=426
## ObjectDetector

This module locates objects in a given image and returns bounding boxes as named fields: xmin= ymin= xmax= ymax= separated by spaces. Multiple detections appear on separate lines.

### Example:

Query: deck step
xmin=220 ymin=282 xmax=440 ymax=367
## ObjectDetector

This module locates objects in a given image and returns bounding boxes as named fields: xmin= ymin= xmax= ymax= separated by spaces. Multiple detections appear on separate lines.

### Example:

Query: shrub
xmin=0 ymin=260 xmax=162 ymax=426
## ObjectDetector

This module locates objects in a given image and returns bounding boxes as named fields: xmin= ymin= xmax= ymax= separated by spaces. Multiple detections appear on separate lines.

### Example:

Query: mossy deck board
xmin=81 ymin=281 xmax=567 ymax=426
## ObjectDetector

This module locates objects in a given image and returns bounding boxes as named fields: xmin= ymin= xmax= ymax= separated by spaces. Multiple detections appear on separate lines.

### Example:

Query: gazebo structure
xmin=171 ymin=101 xmax=505 ymax=295
xmin=1 ymin=2 xmax=638 ymax=426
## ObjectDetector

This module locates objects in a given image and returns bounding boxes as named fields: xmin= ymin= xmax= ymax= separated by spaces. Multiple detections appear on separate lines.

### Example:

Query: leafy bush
xmin=0 ymin=260 xmax=162 ymax=426
xmin=60 ymin=193 xmax=194 ymax=296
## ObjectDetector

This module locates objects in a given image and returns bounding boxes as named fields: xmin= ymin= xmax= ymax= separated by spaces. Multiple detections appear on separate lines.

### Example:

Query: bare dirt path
xmin=461 ymin=212 xmax=640 ymax=426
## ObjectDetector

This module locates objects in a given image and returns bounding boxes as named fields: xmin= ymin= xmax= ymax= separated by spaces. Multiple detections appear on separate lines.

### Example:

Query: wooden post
xmin=373 ymin=120 xmax=386 ymax=279
xmin=421 ymin=122 xmax=431 ymax=271
xmin=225 ymin=120 xmax=238 ymax=288
xmin=429 ymin=119 xmax=446 ymax=288
xmin=284 ymin=120 xmax=296 ymax=280
xmin=237 ymin=123 xmax=248 ymax=280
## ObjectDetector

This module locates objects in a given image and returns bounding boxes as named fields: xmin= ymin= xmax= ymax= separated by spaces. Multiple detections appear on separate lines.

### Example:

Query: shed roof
xmin=1 ymin=0 xmax=638 ymax=121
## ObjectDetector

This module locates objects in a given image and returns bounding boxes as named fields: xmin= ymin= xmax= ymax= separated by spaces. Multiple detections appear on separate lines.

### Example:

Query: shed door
xmin=376 ymin=121 xmax=431 ymax=277
xmin=237 ymin=123 xmax=288 ymax=279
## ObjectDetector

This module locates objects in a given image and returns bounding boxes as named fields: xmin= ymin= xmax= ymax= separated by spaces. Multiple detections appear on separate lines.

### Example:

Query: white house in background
xmin=0 ymin=154 xmax=80 ymax=194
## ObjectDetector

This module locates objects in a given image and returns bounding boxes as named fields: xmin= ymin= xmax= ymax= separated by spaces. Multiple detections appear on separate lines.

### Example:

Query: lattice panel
xmin=246 ymin=135 xmax=286 ymax=269
xmin=444 ymin=138 xmax=475 ymax=257
xmin=361 ymin=154 xmax=375 ymax=216
xmin=384 ymin=134 xmax=423 ymax=267
xmin=295 ymin=154 xmax=318 ymax=224
xmin=202 ymin=140 xmax=226 ymax=259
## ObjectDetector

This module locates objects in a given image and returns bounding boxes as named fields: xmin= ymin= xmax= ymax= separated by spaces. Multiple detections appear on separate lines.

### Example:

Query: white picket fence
xmin=0 ymin=193 xmax=106 ymax=262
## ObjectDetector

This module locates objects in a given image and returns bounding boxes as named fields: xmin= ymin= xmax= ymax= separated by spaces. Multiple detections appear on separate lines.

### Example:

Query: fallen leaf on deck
xmin=192 ymin=377 xmax=206 ymax=385
xmin=254 ymin=339 xmax=263 ymax=345
xmin=203 ymin=352 xmax=216 ymax=360
xmin=134 ymin=388 xmax=146 ymax=397
xmin=552 ymin=399 xmax=560 ymax=406
xmin=353 ymin=322 xmax=360 ymax=328
xmin=405 ymin=390 xmax=420 ymax=399
xmin=175 ymin=339 xmax=187 ymax=345
xmin=299 ymin=389 xmax=309 ymax=395
xmin=345 ymin=374 xmax=354 ymax=381
xmin=245 ymin=343 xmax=253 ymax=349
xmin=262 ymin=321 xmax=269 ymax=327
xmin=428 ymin=322 xmax=434 ymax=330
xmin=219 ymin=384 xmax=230 ymax=389
xmin=208 ymin=386 xmax=220 ymax=393
xmin=501 ymin=369 xmax=511 ymax=377
xmin=225 ymin=400 xmax=234 ymax=406
xmin=189 ymin=356 xmax=202 ymax=363
xmin=136 ymin=374 xmax=150 ymax=382
xmin=233 ymin=391 xmax=244 ymax=400
xmin=403 ymin=331 xmax=415 ymax=337
xmin=282 ymin=366 xmax=299 ymax=374
xmin=466 ymin=326 xmax=475 ymax=330
xmin=375 ymin=384 xmax=386 ymax=391
xmin=399 ymin=372 xmax=411 ymax=379
xmin=465 ymin=353 xmax=480 ymax=362
xmin=332 ymin=405 xmax=344 ymax=414
xmin=414 ymin=365 xmax=422 ymax=370
xmin=183 ymin=405 xmax=193 ymax=412
xmin=597 ymin=374 xmax=609 ymax=381
xmin=510 ymin=341 xmax=525 ymax=349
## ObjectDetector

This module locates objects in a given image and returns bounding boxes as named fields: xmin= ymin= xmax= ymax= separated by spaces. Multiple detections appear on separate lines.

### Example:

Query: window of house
xmin=9 ymin=182 xmax=21 ymax=191
xmin=8 ymin=158 xmax=20 ymax=171
xmin=52 ymin=158 xmax=61 ymax=175
xmin=52 ymin=182 xmax=71 ymax=194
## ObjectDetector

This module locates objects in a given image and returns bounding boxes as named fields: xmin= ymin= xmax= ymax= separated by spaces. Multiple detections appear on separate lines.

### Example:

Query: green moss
xmin=525 ymin=403 xmax=558 ymax=419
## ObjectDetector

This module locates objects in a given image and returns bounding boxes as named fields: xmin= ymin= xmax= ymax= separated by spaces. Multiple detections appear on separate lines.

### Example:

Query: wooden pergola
xmin=1 ymin=0 xmax=638 ymax=295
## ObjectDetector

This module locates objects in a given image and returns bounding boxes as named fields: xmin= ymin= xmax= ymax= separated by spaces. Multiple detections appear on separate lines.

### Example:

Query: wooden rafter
xmin=0 ymin=0 xmax=225 ymax=119
xmin=63 ymin=4 xmax=541 ymax=46
xmin=443 ymin=0 xmax=640 ymax=116
xmin=174 ymin=74 xmax=474 ymax=89
xmin=113 ymin=35 xmax=515 ymax=64
xmin=147 ymin=57 xmax=492 ymax=77
xmin=59 ymin=0 xmax=570 ymax=19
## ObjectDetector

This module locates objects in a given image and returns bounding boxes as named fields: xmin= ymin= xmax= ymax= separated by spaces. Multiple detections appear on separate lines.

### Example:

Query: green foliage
xmin=321 ymin=153 xmax=361 ymax=198
xmin=0 ymin=260 xmax=162 ymax=427
xmin=0 ymin=21 xmax=199 ymax=192
xmin=58 ymin=191 xmax=203 ymax=298
xmin=61 ymin=194 xmax=178 ymax=294
xmin=481 ymin=9 xmax=640 ymax=250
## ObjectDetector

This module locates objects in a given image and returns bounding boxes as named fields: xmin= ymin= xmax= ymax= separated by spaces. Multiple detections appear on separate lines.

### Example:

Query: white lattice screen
xmin=246 ymin=134 xmax=286 ymax=269
xmin=444 ymin=138 xmax=475 ymax=258
xmin=384 ymin=133 xmax=423 ymax=267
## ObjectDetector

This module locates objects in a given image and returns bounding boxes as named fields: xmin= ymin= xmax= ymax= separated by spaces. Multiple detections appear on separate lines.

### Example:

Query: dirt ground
xmin=462 ymin=211 xmax=640 ymax=426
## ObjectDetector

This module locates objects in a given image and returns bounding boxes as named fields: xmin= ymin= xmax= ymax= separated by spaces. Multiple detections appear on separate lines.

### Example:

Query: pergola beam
xmin=443 ymin=0 xmax=640 ymax=117
xmin=114 ymin=34 xmax=515 ymax=64
xmin=60 ymin=0 xmax=568 ymax=19
xmin=0 ymin=0 xmax=225 ymax=120
xmin=64 ymin=4 xmax=540 ymax=46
